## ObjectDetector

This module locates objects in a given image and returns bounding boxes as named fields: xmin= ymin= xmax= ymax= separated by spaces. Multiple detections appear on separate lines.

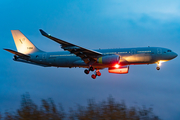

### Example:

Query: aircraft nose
xmin=174 ymin=52 xmax=178 ymax=58
xmin=172 ymin=52 xmax=178 ymax=59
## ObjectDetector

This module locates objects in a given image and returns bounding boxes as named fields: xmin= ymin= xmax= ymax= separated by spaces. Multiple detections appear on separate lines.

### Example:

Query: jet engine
xmin=108 ymin=66 xmax=129 ymax=74
xmin=97 ymin=55 xmax=120 ymax=64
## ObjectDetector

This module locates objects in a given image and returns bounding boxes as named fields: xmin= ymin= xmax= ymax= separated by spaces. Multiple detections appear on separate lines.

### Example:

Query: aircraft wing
xmin=39 ymin=29 xmax=102 ymax=64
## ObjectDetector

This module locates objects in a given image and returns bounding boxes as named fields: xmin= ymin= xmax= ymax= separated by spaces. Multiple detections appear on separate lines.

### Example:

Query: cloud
xmin=101 ymin=0 xmax=180 ymax=22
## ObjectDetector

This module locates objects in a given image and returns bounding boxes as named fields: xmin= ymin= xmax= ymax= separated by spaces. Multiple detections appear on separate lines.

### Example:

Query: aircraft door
xmin=131 ymin=49 xmax=136 ymax=54
xmin=156 ymin=48 xmax=162 ymax=60
xmin=42 ymin=53 xmax=47 ymax=63
xmin=130 ymin=49 xmax=138 ymax=62
xmin=157 ymin=48 xmax=162 ymax=54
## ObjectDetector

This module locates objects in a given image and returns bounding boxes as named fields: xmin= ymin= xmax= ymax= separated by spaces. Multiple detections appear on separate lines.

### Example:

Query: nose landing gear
xmin=156 ymin=62 xmax=161 ymax=70
xmin=156 ymin=67 xmax=160 ymax=70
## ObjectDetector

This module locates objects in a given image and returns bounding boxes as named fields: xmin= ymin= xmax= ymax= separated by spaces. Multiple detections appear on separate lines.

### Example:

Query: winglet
xmin=39 ymin=29 xmax=51 ymax=36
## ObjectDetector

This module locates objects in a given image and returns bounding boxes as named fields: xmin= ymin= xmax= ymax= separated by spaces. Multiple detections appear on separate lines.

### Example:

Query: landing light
xmin=158 ymin=61 xmax=166 ymax=66
xmin=114 ymin=64 xmax=120 ymax=68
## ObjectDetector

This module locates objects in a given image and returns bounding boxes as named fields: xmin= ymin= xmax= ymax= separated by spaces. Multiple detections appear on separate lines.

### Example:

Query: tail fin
xmin=11 ymin=30 xmax=40 ymax=54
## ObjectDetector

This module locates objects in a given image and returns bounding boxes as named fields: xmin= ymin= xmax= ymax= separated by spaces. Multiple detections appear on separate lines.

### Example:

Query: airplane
xmin=4 ymin=29 xmax=178 ymax=79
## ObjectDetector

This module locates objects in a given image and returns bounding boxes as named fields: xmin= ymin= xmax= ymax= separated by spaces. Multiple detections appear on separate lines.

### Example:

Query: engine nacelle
xmin=108 ymin=66 xmax=129 ymax=74
xmin=97 ymin=55 xmax=120 ymax=64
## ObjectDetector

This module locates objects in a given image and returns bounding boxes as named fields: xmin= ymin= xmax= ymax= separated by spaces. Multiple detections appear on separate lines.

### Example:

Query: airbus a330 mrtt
xmin=4 ymin=30 xmax=178 ymax=79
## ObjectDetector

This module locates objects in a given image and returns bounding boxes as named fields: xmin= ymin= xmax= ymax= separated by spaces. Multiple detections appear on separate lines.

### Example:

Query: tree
xmin=17 ymin=93 xmax=40 ymax=120
xmin=69 ymin=96 xmax=160 ymax=120
xmin=3 ymin=94 xmax=160 ymax=120
xmin=40 ymin=98 xmax=65 ymax=120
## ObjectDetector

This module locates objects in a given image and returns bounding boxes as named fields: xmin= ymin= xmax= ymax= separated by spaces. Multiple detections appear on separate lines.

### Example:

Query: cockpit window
xmin=167 ymin=50 xmax=172 ymax=52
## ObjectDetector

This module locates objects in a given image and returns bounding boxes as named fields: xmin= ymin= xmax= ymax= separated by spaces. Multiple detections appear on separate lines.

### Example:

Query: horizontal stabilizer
xmin=4 ymin=48 xmax=30 ymax=58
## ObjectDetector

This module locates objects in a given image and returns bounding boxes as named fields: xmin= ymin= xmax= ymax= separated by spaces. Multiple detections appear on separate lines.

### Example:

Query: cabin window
xmin=167 ymin=50 xmax=172 ymax=52
xmin=137 ymin=51 xmax=151 ymax=53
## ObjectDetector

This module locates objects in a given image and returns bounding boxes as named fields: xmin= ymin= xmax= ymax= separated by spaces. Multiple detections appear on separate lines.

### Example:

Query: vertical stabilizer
xmin=11 ymin=30 xmax=40 ymax=54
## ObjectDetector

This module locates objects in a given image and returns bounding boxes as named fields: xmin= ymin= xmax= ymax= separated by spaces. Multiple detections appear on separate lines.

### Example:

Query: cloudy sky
xmin=1 ymin=0 xmax=180 ymax=119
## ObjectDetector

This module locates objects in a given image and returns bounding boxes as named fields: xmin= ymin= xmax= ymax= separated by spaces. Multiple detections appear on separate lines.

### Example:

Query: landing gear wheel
xmin=156 ymin=67 xmax=160 ymax=70
xmin=84 ymin=69 xmax=90 ymax=74
xmin=89 ymin=66 xmax=95 ymax=71
xmin=91 ymin=74 xmax=96 ymax=79
xmin=96 ymin=71 xmax=101 ymax=76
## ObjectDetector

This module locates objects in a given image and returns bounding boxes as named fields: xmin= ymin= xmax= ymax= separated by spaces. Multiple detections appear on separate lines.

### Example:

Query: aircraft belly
xmin=57 ymin=58 xmax=68 ymax=66
xmin=55 ymin=57 xmax=78 ymax=67
xmin=44 ymin=56 xmax=79 ymax=67
xmin=73 ymin=60 xmax=87 ymax=67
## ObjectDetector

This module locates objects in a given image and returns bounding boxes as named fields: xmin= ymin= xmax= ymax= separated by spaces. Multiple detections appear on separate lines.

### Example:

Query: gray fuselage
xmin=24 ymin=47 xmax=177 ymax=69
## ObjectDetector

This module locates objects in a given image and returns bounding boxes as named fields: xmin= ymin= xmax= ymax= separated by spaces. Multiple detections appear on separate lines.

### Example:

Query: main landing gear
xmin=91 ymin=70 xmax=101 ymax=79
xmin=84 ymin=66 xmax=94 ymax=74
xmin=84 ymin=66 xmax=101 ymax=79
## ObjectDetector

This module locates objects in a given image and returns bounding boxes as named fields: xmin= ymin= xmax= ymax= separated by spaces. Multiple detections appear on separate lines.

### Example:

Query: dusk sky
xmin=1 ymin=0 xmax=180 ymax=119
